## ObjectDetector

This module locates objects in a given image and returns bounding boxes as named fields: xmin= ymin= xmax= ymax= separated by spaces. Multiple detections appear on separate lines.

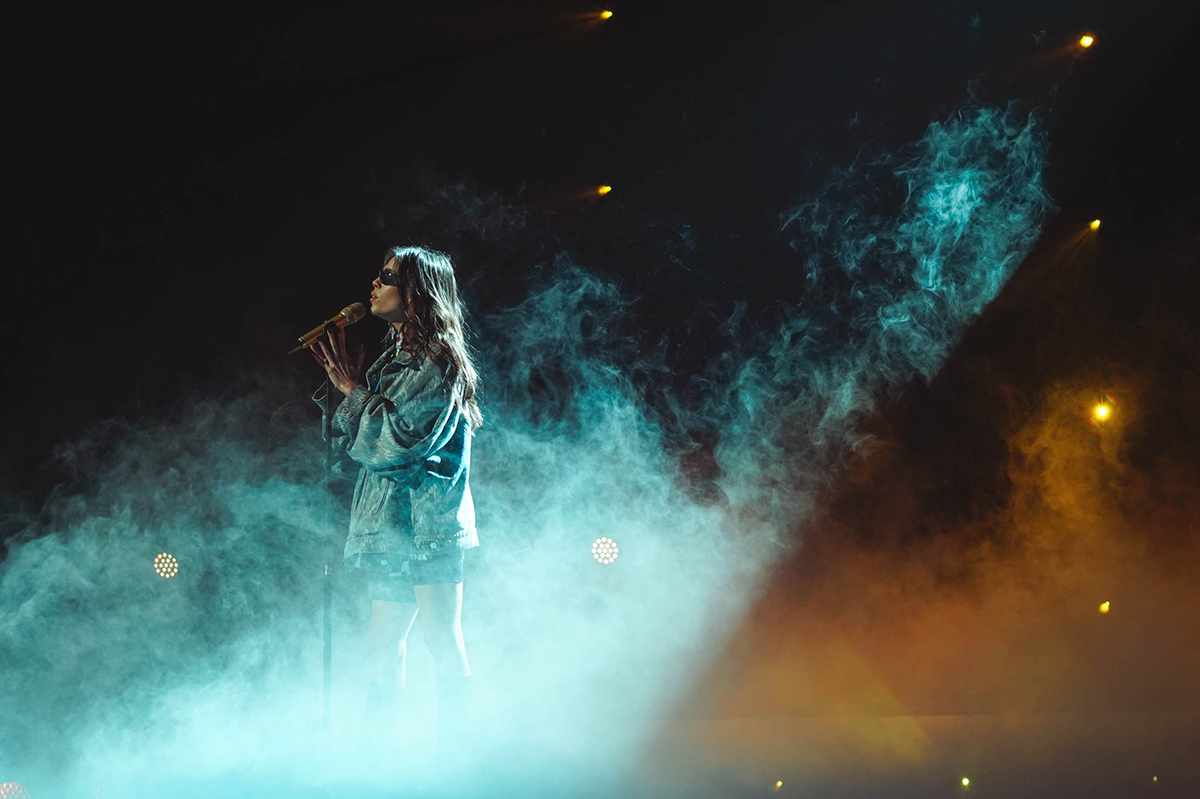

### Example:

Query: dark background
xmin=5 ymin=0 xmax=1198 ymax=542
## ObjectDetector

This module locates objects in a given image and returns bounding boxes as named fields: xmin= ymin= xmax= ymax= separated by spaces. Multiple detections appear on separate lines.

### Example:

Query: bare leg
xmin=367 ymin=598 xmax=420 ymax=687
xmin=415 ymin=582 xmax=472 ymax=757
xmin=413 ymin=582 xmax=470 ymax=677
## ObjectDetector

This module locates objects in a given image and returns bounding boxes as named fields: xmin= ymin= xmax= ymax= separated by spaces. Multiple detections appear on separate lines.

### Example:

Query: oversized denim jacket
xmin=313 ymin=338 xmax=478 ymax=571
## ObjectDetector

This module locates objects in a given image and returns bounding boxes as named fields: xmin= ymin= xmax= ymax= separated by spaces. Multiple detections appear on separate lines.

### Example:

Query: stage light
xmin=0 ymin=783 xmax=30 ymax=799
xmin=961 ymin=777 xmax=971 ymax=787
xmin=773 ymin=780 xmax=784 ymax=791
xmin=1094 ymin=404 xmax=1110 ymax=421
xmin=600 ymin=10 xmax=613 ymax=19
xmin=1090 ymin=219 xmax=1101 ymax=231
xmin=1153 ymin=776 xmax=1158 ymax=782
xmin=1099 ymin=601 xmax=1111 ymax=613
xmin=598 ymin=185 xmax=612 ymax=195
xmin=1079 ymin=34 xmax=1095 ymax=48
xmin=153 ymin=552 xmax=180 ymax=579
xmin=591 ymin=536 xmax=619 ymax=564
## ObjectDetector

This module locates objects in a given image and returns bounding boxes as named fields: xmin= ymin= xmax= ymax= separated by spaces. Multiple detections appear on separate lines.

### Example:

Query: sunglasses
xmin=378 ymin=268 xmax=402 ymax=286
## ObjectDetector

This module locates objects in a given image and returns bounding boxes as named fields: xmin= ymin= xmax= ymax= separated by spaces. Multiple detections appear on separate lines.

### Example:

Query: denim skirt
xmin=367 ymin=552 xmax=465 ymax=604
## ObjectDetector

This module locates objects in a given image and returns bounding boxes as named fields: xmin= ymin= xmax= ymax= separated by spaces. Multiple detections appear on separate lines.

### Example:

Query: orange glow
xmin=1090 ymin=219 xmax=1101 ymax=231
xmin=1079 ymin=34 xmax=1095 ymax=48
xmin=1094 ymin=404 xmax=1110 ymax=421
xmin=598 ymin=185 xmax=612 ymax=195
xmin=1099 ymin=601 xmax=1111 ymax=614
xmin=600 ymin=10 xmax=613 ymax=19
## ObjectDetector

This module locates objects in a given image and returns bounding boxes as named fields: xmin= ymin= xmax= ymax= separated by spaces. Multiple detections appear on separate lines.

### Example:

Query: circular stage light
xmin=591 ymin=536 xmax=619 ymax=565
xmin=0 ymin=783 xmax=30 ymax=799
xmin=1094 ymin=404 xmax=1110 ymax=421
xmin=598 ymin=185 xmax=612 ymax=195
xmin=153 ymin=552 xmax=180 ymax=579
xmin=1079 ymin=34 xmax=1095 ymax=48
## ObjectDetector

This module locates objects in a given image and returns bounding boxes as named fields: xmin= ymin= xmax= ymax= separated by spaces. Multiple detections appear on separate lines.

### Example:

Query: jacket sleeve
xmin=332 ymin=358 xmax=459 ymax=481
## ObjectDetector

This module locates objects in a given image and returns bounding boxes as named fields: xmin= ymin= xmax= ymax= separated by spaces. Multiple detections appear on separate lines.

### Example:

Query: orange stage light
xmin=1079 ymin=34 xmax=1095 ymax=48
xmin=598 ymin=185 xmax=612 ymax=195
xmin=1090 ymin=219 xmax=1101 ymax=231
xmin=601 ymin=10 xmax=613 ymax=20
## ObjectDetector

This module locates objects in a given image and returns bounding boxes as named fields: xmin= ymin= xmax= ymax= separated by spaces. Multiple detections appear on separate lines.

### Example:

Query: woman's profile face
xmin=369 ymin=256 xmax=410 ymax=324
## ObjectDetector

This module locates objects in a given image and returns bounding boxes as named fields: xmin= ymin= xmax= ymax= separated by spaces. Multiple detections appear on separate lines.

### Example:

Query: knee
xmin=370 ymin=623 xmax=410 ymax=658
xmin=423 ymin=624 xmax=463 ymax=661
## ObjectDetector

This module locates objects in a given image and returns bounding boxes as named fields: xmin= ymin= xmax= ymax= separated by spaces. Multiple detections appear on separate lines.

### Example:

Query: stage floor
xmin=633 ymin=710 xmax=1200 ymax=798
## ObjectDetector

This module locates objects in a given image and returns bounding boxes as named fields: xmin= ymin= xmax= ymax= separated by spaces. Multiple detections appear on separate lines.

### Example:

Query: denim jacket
xmin=313 ymin=337 xmax=478 ymax=571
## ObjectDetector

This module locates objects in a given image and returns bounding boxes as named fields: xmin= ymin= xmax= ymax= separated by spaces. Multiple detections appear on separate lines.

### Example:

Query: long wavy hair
xmin=385 ymin=245 xmax=483 ymax=430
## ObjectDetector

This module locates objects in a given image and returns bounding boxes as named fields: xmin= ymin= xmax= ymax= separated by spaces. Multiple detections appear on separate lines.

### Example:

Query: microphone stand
xmin=322 ymin=376 xmax=334 ymax=751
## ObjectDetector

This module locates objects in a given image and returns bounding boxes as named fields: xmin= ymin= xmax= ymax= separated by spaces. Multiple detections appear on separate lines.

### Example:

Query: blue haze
xmin=0 ymin=104 xmax=1049 ymax=797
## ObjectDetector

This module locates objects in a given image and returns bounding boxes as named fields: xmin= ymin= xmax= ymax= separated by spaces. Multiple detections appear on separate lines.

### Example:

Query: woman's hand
xmin=312 ymin=326 xmax=365 ymax=397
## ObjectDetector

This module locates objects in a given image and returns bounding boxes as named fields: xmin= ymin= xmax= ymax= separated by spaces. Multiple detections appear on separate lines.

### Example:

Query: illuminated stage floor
xmin=7 ymin=711 xmax=1196 ymax=798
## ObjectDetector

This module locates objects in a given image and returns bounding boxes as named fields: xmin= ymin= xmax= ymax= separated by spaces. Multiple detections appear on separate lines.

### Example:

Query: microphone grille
xmin=342 ymin=303 xmax=367 ymax=325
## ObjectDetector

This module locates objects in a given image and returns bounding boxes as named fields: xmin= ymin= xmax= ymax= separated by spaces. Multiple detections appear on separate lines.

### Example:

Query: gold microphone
xmin=288 ymin=303 xmax=367 ymax=354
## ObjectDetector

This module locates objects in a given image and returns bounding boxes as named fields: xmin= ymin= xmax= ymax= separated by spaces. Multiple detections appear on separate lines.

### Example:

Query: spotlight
xmin=600 ymin=10 xmax=613 ymax=19
xmin=153 ymin=552 xmax=180 ymax=579
xmin=1090 ymin=219 xmax=1101 ymax=231
xmin=1079 ymin=34 xmax=1095 ymax=48
xmin=0 ymin=784 xmax=30 ymax=799
xmin=961 ymin=777 xmax=971 ymax=787
xmin=598 ymin=185 xmax=612 ymax=195
xmin=1099 ymin=601 xmax=1111 ymax=614
xmin=591 ymin=536 xmax=619 ymax=565
xmin=1094 ymin=404 xmax=1110 ymax=421
xmin=773 ymin=780 xmax=784 ymax=791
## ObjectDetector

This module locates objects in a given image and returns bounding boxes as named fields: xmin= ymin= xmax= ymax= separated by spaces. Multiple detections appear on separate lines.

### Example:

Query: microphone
xmin=287 ymin=303 xmax=367 ymax=354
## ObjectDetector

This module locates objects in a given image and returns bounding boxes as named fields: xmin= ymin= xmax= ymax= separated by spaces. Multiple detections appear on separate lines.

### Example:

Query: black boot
xmin=364 ymin=680 xmax=406 ymax=743
xmin=436 ymin=675 xmax=472 ymax=760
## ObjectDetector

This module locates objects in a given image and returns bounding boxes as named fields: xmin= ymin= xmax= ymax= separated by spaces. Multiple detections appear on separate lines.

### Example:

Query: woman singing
xmin=311 ymin=245 xmax=482 ymax=756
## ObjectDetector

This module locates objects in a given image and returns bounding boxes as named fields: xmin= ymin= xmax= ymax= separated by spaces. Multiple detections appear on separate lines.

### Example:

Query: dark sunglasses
xmin=378 ymin=268 xmax=402 ymax=286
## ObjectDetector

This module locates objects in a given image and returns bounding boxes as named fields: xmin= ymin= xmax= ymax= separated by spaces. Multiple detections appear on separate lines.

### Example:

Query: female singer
xmin=311 ymin=245 xmax=482 ymax=755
